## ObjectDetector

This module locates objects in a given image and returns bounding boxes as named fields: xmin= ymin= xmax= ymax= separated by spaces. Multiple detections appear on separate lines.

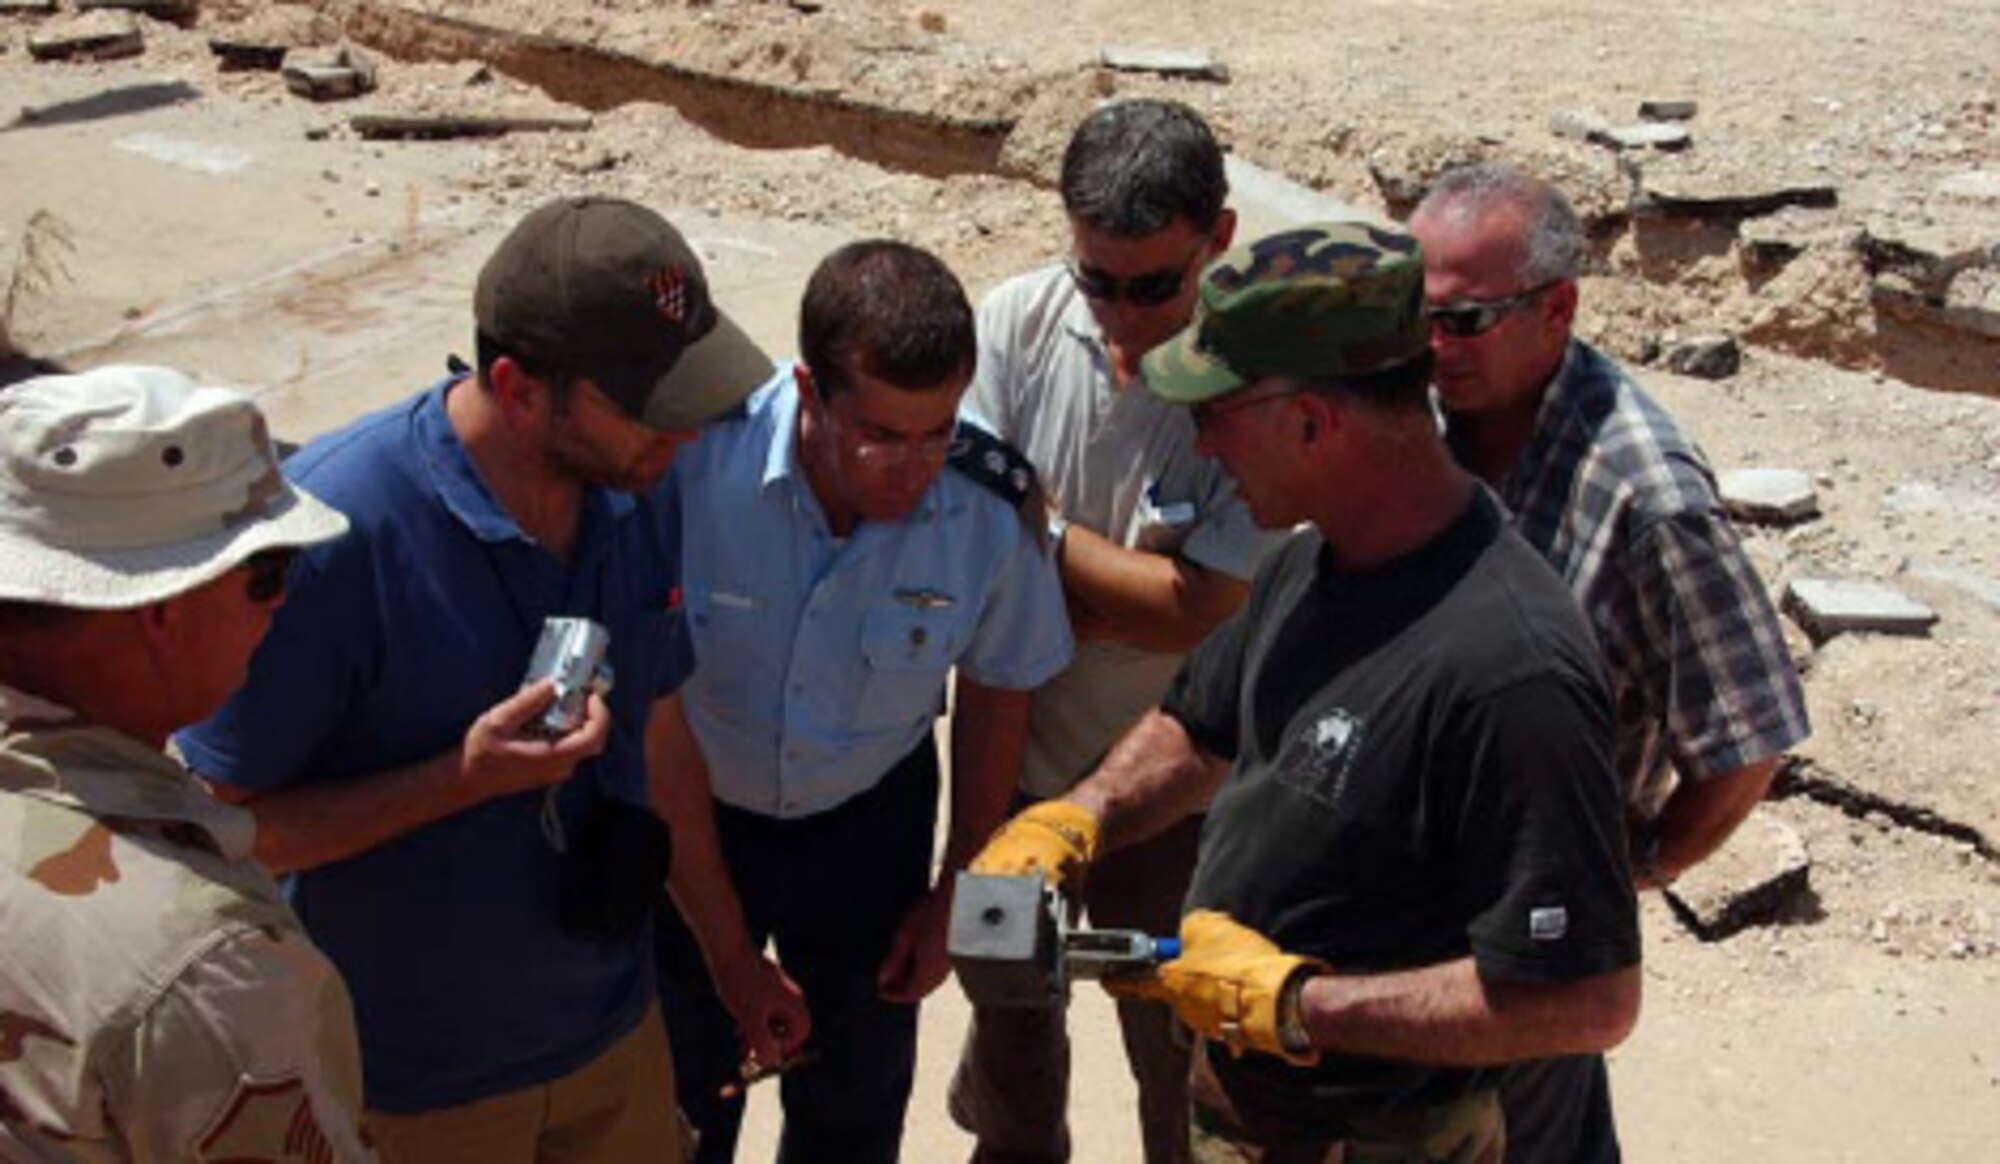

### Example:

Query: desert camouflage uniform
xmin=0 ymin=683 xmax=371 ymax=1162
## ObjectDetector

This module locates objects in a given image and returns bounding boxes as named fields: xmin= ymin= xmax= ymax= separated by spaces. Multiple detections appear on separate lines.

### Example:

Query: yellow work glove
xmin=969 ymin=801 xmax=1101 ymax=891
xmin=1106 ymin=909 xmax=1329 ymax=1066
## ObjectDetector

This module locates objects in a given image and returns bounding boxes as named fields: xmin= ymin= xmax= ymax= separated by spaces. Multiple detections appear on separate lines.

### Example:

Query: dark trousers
xmin=656 ymin=741 xmax=939 ymax=1164
xmin=1498 ymin=1054 xmax=1620 ymax=1164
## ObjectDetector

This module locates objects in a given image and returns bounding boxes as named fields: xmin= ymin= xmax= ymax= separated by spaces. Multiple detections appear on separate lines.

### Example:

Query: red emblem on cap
xmin=649 ymin=266 xmax=689 ymax=325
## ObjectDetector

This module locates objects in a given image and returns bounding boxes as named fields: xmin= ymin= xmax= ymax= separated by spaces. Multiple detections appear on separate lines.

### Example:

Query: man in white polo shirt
xmin=949 ymin=99 xmax=1281 ymax=1164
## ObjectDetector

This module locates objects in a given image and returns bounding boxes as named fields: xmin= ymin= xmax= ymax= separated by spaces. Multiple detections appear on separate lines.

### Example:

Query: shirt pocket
xmin=853 ymin=604 xmax=961 ymax=732
xmin=688 ymin=584 xmax=778 ymax=725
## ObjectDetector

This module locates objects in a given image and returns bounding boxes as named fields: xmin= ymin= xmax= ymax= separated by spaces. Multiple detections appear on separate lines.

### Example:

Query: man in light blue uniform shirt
xmin=652 ymin=240 xmax=1072 ymax=1164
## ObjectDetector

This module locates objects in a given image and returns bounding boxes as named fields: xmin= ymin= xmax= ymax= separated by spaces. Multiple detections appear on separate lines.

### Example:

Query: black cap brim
xmin=626 ymin=309 xmax=773 ymax=431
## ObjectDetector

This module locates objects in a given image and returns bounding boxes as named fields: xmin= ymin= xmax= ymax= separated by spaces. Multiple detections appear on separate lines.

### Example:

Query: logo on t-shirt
xmin=1530 ymin=906 xmax=1569 ymax=941
xmin=1275 ymin=707 xmax=1365 ymax=812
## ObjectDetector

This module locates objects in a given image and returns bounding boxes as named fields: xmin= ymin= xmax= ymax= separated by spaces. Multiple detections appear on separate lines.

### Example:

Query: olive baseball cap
xmin=1143 ymin=221 xmax=1429 ymax=404
xmin=474 ymin=197 xmax=772 ymax=430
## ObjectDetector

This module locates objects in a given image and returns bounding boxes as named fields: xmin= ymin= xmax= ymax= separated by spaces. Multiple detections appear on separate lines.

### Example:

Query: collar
xmin=0 ymin=684 xmax=256 ymax=861
xmin=758 ymin=370 xmax=805 ymax=493
xmin=418 ymin=375 xmax=639 ymax=543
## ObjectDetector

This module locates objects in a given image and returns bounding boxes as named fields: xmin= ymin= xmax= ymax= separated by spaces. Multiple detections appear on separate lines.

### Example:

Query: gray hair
xmin=1060 ymin=99 xmax=1228 ymax=237
xmin=1417 ymin=162 xmax=1583 ymax=285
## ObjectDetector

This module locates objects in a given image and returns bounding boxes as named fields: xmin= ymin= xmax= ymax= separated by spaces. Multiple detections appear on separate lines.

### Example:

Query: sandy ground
xmin=4 ymin=2 xmax=2000 ymax=1159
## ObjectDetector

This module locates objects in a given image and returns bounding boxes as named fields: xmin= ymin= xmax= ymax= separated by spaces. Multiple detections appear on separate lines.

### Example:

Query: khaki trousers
xmin=365 ymin=1004 xmax=688 ymax=1164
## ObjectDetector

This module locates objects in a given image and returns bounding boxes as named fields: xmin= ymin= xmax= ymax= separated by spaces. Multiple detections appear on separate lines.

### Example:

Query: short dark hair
xmin=1307 ymin=351 xmax=1436 ymax=415
xmin=472 ymin=330 xmax=577 ymax=408
xmin=799 ymin=240 xmax=974 ymax=396
xmin=1060 ymin=99 xmax=1228 ymax=237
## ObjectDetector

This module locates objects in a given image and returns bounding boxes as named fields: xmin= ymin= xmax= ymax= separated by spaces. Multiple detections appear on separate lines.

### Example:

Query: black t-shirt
xmin=1166 ymin=490 xmax=1640 ymax=1130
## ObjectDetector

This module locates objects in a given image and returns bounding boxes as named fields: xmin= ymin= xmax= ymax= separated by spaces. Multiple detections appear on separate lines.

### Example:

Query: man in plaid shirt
xmin=1411 ymin=162 xmax=1810 ymax=1163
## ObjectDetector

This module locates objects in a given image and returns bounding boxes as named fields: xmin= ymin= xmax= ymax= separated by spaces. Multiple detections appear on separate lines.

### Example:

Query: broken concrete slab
xmin=1633 ymin=177 xmax=1838 ymax=222
xmin=74 ymin=0 xmax=192 ymax=23
xmin=1224 ymin=154 xmax=1383 ymax=238
xmin=1933 ymin=169 xmax=2000 ymax=209
xmin=1661 ymin=333 xmax=1741 ymax=379
xmin=209 ymin=37 xmax=289 ymax=72
xmin=1872 ymin=269 xmax=2000 ymax=342
xmin=1738 ymin=207 xmax=1843 ymax=271
xmin=1720 ymin=468 xmax=1820 ymax=525
xmin=349 ymin=112 xmax=595 ymax=141
xmin=26 ymin=11 xmax=143 ymax=62
xmin=1638 ymin=99 xmax=1699 ymax=122
xmin=1784 ymin=576 xmax=1939 ymax=642
xmin=1549 ymin=109 xmax=1611 ymax=143
xmin=1665 ymin=807 xmax=1811 ymax=940
xmin=1902 ymin=559 xmax=2000 ymax=614
xmin=1601 ymin=122 xmax=1692 ymax=151
xmin=1096 ymin=47 xmax=1230 ymax=83
xmin=282 ymin=45 xmax=379 ymax=102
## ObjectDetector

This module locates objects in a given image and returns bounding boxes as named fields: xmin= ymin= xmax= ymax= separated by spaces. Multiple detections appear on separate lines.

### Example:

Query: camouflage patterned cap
xmin=1142 ymin=221 xmax=1429 ymax=404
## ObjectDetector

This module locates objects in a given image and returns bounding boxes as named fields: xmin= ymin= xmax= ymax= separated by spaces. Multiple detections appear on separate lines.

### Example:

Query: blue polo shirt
xmin=176 ymin=377 xmax=692 ymax=1113
xmin=673 ymin=372 xmax=1072 ymax=819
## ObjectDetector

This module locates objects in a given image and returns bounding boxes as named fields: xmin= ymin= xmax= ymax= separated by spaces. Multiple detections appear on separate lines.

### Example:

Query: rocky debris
xmin=1366 ymin=133 xmax=1493 ymax=217
xmin=1785 ymin=576 xmax=1940 ymax=642
xmin=1666 ymin=807 xmax=1812 ymax=940
xmin=282 ymin=44 xmax=378 ymax=102
xmin=0 ymin=0 xmax=58 ymax=15
xmin=350 ymin=111 xmax=594 ymax=140
xmin=1638 ymin=99 xmax=1699 ymax=122
xmin=1096 ymin=46 xmax=1229 ymax=83
xmin=26 ymin=10 xmax=142 ymax=62
xmin=1901 ymin=559 xmax=2000 ymax=614
xmin=1721 ymin=468 xmax=1820 ymax=525
xmin=207 ymin=2 xmax=338 ymax=68
xmin=1738 ymin=207 xmax=1844 ymax=272
xmin=1661 ymin=333 xmax=1742 ymax=379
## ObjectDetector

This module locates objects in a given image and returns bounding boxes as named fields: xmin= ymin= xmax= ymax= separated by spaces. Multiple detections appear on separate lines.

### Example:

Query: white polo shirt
xmin=969 ymin=264 xmax=1283 ymax=797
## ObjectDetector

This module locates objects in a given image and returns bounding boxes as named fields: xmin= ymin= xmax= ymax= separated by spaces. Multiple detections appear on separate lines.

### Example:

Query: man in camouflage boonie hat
xmin=1141 ymin=220 xmax=1429 ymax=405
xmin=0 ymin=366 xmax=371 ymax=1161
xmin=972 ymin=221 xmax=1644 ymax=1161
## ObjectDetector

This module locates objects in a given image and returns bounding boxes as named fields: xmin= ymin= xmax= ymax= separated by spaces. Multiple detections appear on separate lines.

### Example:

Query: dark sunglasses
xmin=1067 ymin=254 xmax=1201 ymax=308
xmin=1425 ymin=281 xmax=1559 ymax=339
xmin=242 ymin=548 xmax=300 ymax=604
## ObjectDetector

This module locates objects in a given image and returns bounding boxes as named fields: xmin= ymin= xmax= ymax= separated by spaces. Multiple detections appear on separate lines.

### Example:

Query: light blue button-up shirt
xmin=672 ymin=370 xmax=1073 ymax=819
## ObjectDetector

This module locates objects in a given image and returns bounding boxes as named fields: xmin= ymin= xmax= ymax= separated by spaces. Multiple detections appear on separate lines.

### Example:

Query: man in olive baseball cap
xmin=476 ymin=196 xmax=771 ymax=430
xmin=972 ymin=219 xmax=1641 ymax=1160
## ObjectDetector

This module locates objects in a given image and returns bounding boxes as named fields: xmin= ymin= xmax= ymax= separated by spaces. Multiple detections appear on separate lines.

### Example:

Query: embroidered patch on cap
xmin=1529 ymin=906 xmax=1569 ymax=942
xmin=649 ymin=265 xmax=689 ymax=324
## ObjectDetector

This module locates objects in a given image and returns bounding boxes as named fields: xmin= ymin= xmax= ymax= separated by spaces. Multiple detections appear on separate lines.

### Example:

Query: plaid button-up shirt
xmin=1451 ymin=340 xmax=1810 ymax=821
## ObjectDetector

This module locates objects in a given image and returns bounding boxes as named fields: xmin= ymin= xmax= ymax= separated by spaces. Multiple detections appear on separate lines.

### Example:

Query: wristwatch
xmin=1046 ymin=510 xmax=1070 ymax=549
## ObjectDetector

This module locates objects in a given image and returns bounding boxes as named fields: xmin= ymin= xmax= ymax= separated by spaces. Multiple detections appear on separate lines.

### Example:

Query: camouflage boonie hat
xmin=1143 ymin=222 xmax=1428 ymax=404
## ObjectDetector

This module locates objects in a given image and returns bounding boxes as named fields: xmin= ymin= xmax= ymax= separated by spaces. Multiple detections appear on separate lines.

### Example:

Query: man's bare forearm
xmin=945 ymin=678 xmax=1031 ymax=874
xmin=1297 ymin=959 xmax=1641 ymax=1066
xmin=211 ymin=749 xmax=472 ymax=875
xmin=1068 ymin=708 xmax=1228 ymax=854
xmin=1646 ymin=756 xmax=1782 ymax=888
xmin=647 ymin=695 xmax=760 ymax=977
xmin=1059 ymin=524 xmax=1247 ymax=653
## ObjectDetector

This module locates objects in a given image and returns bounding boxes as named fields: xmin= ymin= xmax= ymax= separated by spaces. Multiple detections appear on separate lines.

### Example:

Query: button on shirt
xmin=176 ymin=378 xmax=691 ymax=1113
xmin=969 ymin=264 xmax=1281 ymax=796
xmin=673 ymin=372 xmax=1073 ymax=819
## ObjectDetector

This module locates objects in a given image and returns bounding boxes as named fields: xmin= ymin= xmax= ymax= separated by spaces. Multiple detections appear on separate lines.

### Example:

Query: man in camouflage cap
xmin=971 ymin=223 xmax=1643 ymax=1161
xmin=0 ymin=365 xmax=369 ymax=1160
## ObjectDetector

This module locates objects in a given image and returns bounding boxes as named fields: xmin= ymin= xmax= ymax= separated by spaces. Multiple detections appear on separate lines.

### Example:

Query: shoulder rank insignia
xmin=947 ymin=420 xmax=1048 ymax=546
